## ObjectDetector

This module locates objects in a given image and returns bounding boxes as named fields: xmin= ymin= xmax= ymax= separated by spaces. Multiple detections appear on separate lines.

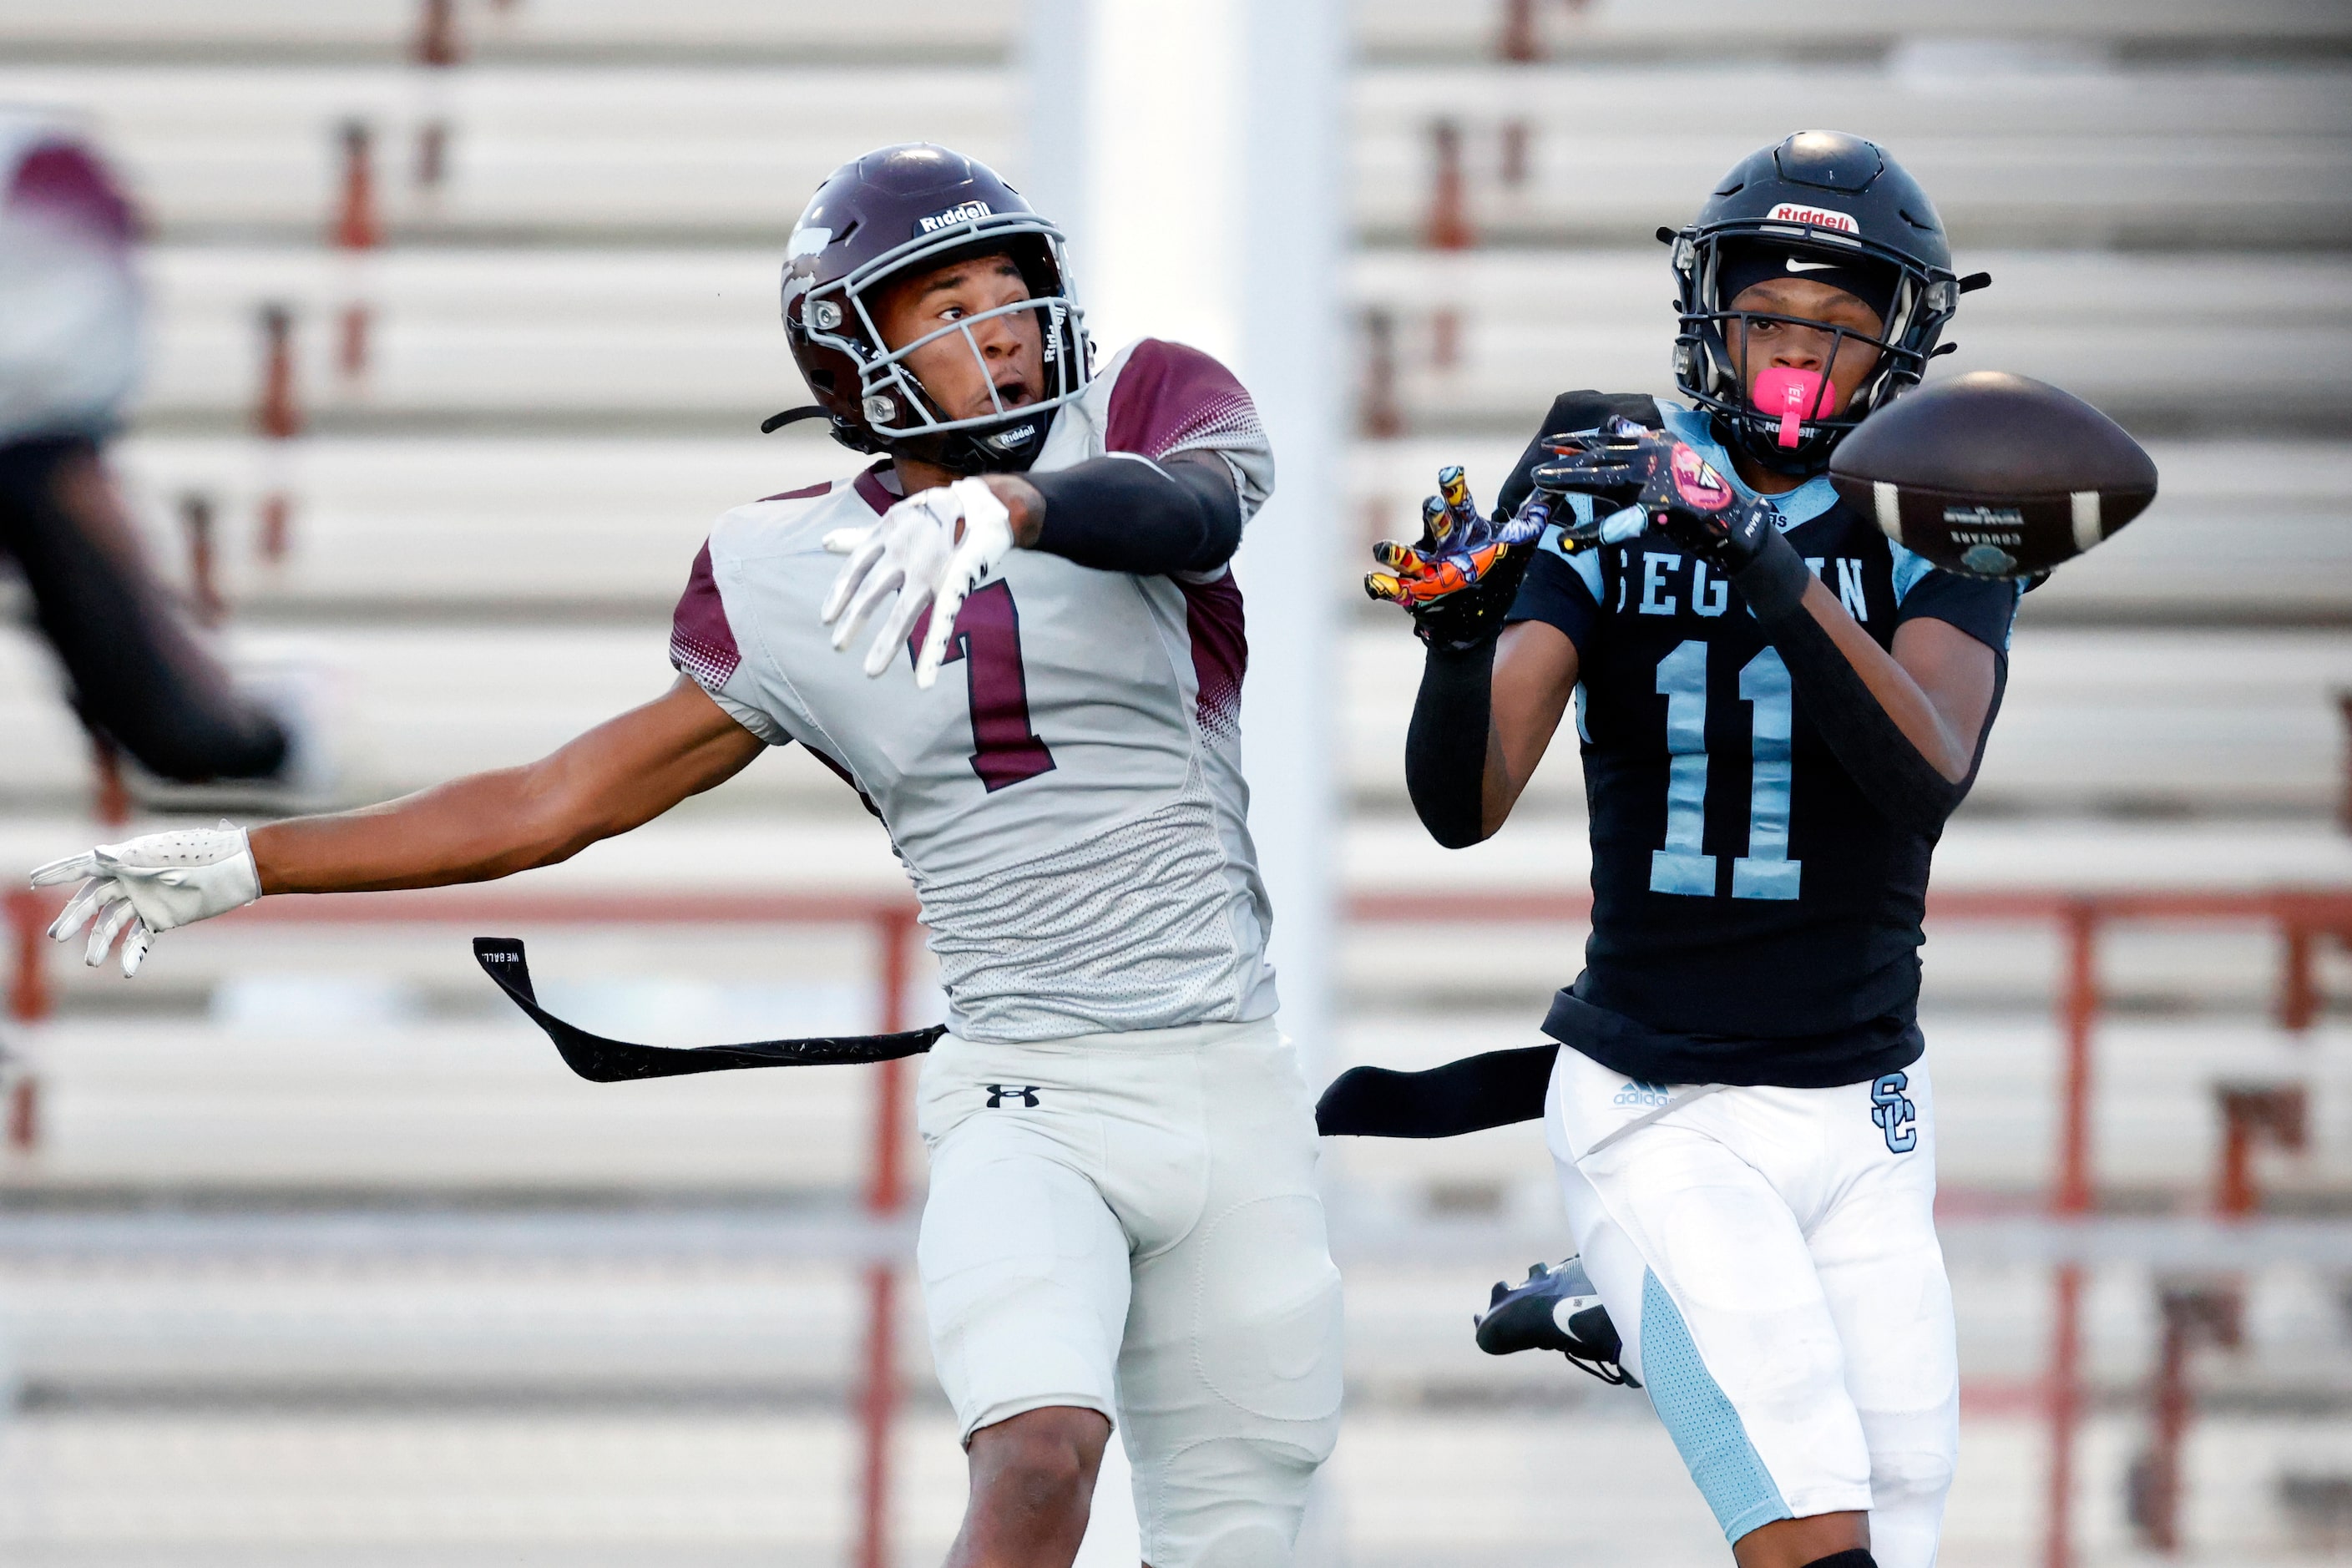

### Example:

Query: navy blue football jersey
xmin=1500 ymin=392 xmax=2021 ymax=1089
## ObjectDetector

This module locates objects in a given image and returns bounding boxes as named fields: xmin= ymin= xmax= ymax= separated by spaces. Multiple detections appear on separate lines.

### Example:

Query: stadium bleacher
xmin=1 ymin=0 xmax=2347 ymax=1563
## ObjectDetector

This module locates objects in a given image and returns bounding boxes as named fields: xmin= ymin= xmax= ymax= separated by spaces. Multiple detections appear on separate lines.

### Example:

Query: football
xmin=1828 ymin=371 xmax=2159 ymax=579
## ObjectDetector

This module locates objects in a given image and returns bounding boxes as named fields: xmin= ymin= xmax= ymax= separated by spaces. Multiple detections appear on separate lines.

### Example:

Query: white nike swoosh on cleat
xmin=1784 ymin=258 xmax=1839 ymax=272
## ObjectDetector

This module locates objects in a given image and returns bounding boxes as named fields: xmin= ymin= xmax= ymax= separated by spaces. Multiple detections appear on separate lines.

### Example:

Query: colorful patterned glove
xmin=1365 ymin=465 xmax=1551 ymax=651
xmin=1530 ymin=417 xmax=1779 ymax=571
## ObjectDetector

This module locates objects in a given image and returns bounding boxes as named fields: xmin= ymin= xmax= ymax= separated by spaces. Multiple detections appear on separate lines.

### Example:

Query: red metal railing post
xmin=1359 ymin=306 xmax=1403 ymax=439
xmin=1425 ymin=120 xmax=1473 ymax=250
xmin=2044 ymin=899 xmax=2101 ymax=1568
xmin=2213 ymin=1084 xmax=2307 ymax=1220
xmin=2055 ymin=903 xmax=2099 ymax=1216
xmin=181 ymin=493 xmax=225 ymax=626
xmin=255 ymin=303 xmax=300 ymax=564
xmin=333 ymin=121 xmax=380 ymax=252
xmin=2278 ymin=913 xmax=2316 ymax=1034
xmin=2127 ymin=1287 xmax=2243 ymax=1552
xmin=855 ymin=907 xmax=916 ymax=1568
xmin=7 ymin=890 xmax=52 ymax=1024
xmin=2045 ymin=1264 xmax=2083 ymax=1568
xmin=87 ymin=730 xmax=130 ymax=828
xmin=1498 ymin=0 xmax=1540 ymax=61
xmin=2335 ymin=692 xmax=2352 ymax=832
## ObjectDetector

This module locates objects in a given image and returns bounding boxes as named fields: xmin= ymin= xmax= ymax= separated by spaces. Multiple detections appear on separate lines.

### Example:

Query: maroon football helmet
xmin=775 ymin=143 xmax=1091 ymax=474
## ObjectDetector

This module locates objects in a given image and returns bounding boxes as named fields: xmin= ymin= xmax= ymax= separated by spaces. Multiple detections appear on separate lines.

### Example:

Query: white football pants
xmin=1545 ymin=1044 xmax=1959 ymax=1567
xmin=916 ymin=1014 xmax=1344 ymax=1568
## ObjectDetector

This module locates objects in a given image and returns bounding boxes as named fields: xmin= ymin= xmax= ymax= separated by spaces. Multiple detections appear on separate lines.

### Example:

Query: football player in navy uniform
xmin=1351 ymin=131 xmax=2012 ymax=1568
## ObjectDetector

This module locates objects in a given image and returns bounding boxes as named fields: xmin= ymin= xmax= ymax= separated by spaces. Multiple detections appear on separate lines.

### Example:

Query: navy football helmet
xmin=1666 ymin=130 xmax=1989 ymax=475
xmin=776 ymin=144 xmax=1092 ymax=475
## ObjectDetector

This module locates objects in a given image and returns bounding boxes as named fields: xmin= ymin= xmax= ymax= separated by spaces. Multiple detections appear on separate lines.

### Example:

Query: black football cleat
xmin=1474 ymin=1257 xmax=1638 ymax=1387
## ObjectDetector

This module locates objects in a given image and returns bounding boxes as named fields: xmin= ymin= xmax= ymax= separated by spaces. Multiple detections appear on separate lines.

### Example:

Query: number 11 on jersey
xmin=1649 ymin=640 xmax=1802 ymax=901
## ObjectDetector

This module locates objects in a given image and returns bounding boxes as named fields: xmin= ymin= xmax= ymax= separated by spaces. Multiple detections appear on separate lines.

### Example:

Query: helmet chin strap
xmin=885 ymin=407 xmax=1055 ymax=478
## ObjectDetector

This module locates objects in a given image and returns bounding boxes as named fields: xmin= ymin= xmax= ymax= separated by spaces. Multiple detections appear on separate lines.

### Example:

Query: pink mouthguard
xmin=1753 ymin=367 xmax=1830 ymax=448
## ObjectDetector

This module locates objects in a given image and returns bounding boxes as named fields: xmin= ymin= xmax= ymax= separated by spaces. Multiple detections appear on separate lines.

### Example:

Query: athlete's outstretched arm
xmin=255 ymin=676 xmax=763 ymax=893
xmin=1533 ymin=422 xmax=2006 ymax=834
xmin=1780 ymin=563 xmax=1996 ymax=784
xmin=999 ymin=452 xmax=1242 ymax=574
xmin=1735 ymin=533 xmax=2004 ymax=833
xmin=1404 ymin=620 xmax=1579 ymax=847
xmin=33 ymin=677 xmax=766 ymax=974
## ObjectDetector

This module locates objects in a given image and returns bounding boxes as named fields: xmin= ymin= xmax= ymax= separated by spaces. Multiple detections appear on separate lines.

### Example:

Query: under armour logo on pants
xmin=984 ymin=1084 xmax=1041 ymax=1109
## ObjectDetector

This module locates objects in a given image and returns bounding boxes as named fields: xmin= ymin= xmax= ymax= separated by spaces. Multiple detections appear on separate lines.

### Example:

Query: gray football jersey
xmin=670 ymin=338 xmax=1281 ymax=1043
xmin=0 ymin=113 xmax=142 ymax=446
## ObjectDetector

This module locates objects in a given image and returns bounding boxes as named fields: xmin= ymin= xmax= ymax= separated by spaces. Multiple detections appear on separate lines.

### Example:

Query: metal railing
xmin=8 ymin=880 xmax=2352 ymax=1565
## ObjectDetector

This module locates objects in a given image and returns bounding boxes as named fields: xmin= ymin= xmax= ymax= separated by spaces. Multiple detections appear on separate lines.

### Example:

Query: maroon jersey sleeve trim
xmin=756 ymin=480 xmax=833 ymax=503
xmin=853 ymin=463 xmax=898 ymax=515
xmin=1104 ymin=339 xmax=1266 ymax=463
xmin=1179 ymin=568 xmax=1247 ymax=743
xmin=668 ymin=541 xmax=741 ymax=688
xmin=8 ymin=139 xmax=137 ymax=247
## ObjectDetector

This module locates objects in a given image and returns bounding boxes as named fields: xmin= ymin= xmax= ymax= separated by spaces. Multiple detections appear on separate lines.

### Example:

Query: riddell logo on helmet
xmin=1767 ymin=203 xmax=1859 ymax=235
xmin=918 ymin=200 xmax=994 ymax=234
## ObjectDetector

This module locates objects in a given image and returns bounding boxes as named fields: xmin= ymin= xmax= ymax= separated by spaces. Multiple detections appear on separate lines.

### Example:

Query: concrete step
xmin=8 ymin=616 xmax=2346 ymax=816
xmin=1353 ymin=63 xmax=2352 ymax=249
xmin=2 ymin=993 xmax=2345 ymax=1197
xmin=1353 ymin=250 xmax=2352 ymax=435
xmin=8 ymin=56 xmax=2344 ymax=246
xmin=0 ymin=1402 xmax=2340 ymax=1565
xmin=1353 ymin=0 xmax=2352 ymax=60
xmin=0 ymin=0 xmax=1015 ymax=63
xmin=6 ymin=0 xmax=2342 ymax=67
xmin=117 ymin=246 xmax=2349 ymax=434
xmin=78 ymin=432 xmax=2352 ymax=628
xmin=0 ymin=1229 xmax=2347 ymax=1425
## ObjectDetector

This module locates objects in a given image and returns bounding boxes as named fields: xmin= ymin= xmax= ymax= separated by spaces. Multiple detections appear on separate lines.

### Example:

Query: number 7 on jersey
xmin=912 ymin=579 xmax=1057 ymax=792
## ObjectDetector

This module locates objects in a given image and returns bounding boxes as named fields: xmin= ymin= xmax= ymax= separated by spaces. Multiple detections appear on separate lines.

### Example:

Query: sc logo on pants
xmin=1870 ymin=1072 xmax=1917 ymax=1154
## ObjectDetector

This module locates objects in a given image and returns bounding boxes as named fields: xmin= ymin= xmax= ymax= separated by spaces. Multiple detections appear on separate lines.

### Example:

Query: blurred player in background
xmin=0 ymin=111 xmax=297 ymax=792
xmin=1357 ymin=131 xmax=2014 ymax=1568
xmin=33 ymin=143 xmax=1339 ymax=1568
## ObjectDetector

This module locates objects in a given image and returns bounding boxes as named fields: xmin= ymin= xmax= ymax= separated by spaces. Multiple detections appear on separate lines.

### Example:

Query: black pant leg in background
xmin=0 ymin=436 xmax=286 ymax=782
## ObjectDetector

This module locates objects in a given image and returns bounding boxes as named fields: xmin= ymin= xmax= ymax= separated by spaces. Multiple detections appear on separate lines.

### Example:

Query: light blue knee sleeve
xmin=1638 ymin=1268 xmax=1793 ymax=1543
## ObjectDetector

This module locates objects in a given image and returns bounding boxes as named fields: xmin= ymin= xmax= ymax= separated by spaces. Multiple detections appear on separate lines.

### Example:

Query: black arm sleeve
xmin=1027 ymin=452 xmax=1242 ymax=575
xmin=0 ymin=437 xmax=286 ymax=781
xmin=1316 ymin=1044 xmax=1558 ymax=1137
xmin=1405 ymin=635 xmax=1496 ymax=849
xmin=1734 ymin=529 xmax=2002 ymax=837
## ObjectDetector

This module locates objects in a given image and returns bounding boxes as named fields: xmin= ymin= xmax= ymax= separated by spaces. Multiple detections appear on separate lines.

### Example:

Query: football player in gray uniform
xmin=0 ymin=113 xmax=296 ymax=792
xmin=31 ymin=144 xmax=1338 ymax=1568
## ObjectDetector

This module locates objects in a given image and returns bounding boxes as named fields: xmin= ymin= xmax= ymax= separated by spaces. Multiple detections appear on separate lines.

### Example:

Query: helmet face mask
xmin=783 ymin=146 xmax=1095 ymax=474
xmin=1667 ymin=132 xmax=1967 ymax=476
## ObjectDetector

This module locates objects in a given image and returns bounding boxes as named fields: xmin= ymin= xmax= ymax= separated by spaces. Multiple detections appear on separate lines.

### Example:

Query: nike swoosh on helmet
xmin=1784 ymin=257 xmax=1839 ymax=272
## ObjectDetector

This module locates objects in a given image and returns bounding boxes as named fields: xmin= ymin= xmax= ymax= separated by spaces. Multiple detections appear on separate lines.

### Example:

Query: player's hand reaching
xmin=1364 ymin=465 xmax=1550 ymax=652
xmin=821 ymin=477 xmax=1015 ymax=689
xmin=1530 ymin=417 xmax=1781 ymax=572
xmin=28 ymin=827 xmax=261 ymax=977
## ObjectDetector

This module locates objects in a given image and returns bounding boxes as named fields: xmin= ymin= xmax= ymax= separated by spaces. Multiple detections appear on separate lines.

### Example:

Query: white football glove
xmin=820 ymin=477 xmax=1015 ymax=690
xmin=28 ymin=827 xmax=261 ymax=976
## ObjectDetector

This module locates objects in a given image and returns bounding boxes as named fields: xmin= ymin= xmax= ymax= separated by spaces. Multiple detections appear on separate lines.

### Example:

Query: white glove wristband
xmin=29 ymin=827 xmax=262 ymax=976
